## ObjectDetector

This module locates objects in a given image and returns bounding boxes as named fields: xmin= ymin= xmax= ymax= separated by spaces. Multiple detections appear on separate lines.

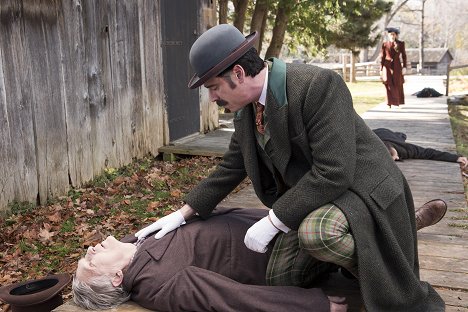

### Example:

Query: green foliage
xmin=286 ymin=0 xmax=342 ymax=56
xmin=19 ymin=239 xmax=37 ymax=254
xmin=8 ymin=201 xmax=36 ymax=215
xmin=60 ymin=218 xmax=75 ymax=233
xmin=449 ymin=105 xmax=468 ymax=158
xmin=329 ymin=0 xmax=392 ymax=53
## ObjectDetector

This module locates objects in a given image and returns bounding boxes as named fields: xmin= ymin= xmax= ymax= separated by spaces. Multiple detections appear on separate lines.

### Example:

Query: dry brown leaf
xmin=107 ymin=187 xmax=119 ymax=194
xmin=38 ymin=225 xmax=56 ymax=243
xmin=47 ymin=211 xmax=62 ymax=223
xmin=170 ymin=189 xmax=182 ymax=198
xmin=113 ymin=176 xmax=126 ymax=186
xmin=82 ymin=230 xmax=106 ymax=248
xmin=22 ymin=229 xmax=38 ymax=240
xmin=147 ymin=201 xmax=159 ymax=211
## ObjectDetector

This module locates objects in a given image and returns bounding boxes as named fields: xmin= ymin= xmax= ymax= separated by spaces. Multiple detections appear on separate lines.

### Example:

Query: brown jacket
xmin=122 ymin=208 xmax=329 ymax=312
xmin=184 ymin=60 xmax=444 ymax=311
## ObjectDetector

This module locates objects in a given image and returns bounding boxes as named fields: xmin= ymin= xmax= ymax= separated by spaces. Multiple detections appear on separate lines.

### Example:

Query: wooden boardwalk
xmin=55 ymin=76 xmax=467 ymax=311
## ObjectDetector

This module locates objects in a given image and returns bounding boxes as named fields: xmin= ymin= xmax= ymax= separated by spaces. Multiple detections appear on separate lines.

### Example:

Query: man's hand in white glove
xmin=244 ymin=210 xmax=290 ymax=253
xmin=402 ymin=67 xmax=407 ymax=75
xmin=135 ymin=204 xmax=195 ymax=240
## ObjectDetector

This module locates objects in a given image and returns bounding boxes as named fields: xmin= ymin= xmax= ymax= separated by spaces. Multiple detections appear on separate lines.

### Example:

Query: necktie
xmin=255 ymin=102 xmax=265 ymax=134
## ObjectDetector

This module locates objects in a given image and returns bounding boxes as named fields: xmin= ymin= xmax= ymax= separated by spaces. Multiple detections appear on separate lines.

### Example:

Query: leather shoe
xmin=415 ymin=199 xmax=447 ymax=230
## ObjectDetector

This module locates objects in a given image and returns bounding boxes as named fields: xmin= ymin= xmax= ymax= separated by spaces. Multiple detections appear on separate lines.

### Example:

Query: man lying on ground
xmin=72 ymin=204 xmax=446 ymax=312
xmin=373 ymin=128 xmax=468 ymax=168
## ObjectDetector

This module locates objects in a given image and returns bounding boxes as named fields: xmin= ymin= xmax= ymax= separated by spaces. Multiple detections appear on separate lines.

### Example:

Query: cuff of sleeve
xmin=269 ymin=210 xmax=290 ymax=233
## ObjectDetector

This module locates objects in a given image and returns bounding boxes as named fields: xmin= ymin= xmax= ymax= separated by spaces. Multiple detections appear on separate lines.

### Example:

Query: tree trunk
xmin=418 ymin=0 xmax=426 ymax=73
xmin=218 ymin=0 xmax=228 ymax=25
xmin=259 ymin=9 xmax=268 ymax=54
xmin=265 ymin=0 xmax=293 ymax=59
xmin=232 ymin=0 xmax=249 ymax=33
xmin=250 ymin=0 xmax=269 ymax=52
xmin=350 ymin=51 xmax=358 ymax=83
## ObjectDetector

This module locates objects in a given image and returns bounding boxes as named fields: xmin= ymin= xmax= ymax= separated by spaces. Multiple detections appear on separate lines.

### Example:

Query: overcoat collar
xmin=122 ymin=231 xmax=176 ymax=292
xmin=264 ymin=58 xmax=291 ymax=177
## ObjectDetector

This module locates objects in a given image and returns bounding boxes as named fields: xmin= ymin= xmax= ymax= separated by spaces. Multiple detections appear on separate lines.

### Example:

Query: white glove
xmin=402 ymin=67 xmax=407 ymax=75
xmin=244 ymin=210 xmax=289 ymax=253
xmin=135 ymin=210 xmax=186 ymax=240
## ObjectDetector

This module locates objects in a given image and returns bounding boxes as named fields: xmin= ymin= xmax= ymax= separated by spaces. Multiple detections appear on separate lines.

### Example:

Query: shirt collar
xmin=258 ymin=66 xmax=268 ymax=106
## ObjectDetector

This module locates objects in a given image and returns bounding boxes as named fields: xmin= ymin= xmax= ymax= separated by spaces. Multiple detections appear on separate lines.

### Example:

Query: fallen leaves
xmin=0 ymin=155 xmax=222 ymax=312
xmin=38 ymin=223 xmax=56 ymax=244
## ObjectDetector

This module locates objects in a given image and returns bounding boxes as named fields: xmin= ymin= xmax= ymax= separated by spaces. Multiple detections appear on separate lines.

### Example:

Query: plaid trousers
xmin=266 ymin=204 xmax=357 ymax=286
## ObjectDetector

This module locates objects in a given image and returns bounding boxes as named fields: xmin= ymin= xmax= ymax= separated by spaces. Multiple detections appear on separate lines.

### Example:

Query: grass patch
xmin=448 ymin=68 xmax=468 ymax=95
xmin=448 ymin=104 xmax=468 ymax=157
xmin=346 ymin=81 xmax=386 ymax=115
xmin=8 ymin=201 xmax=36 ymax=215
xmin=60 ymin=218 xmax=75 ymax=233
xmin=19 ymin=239 xmax=38 ymax=254
xmin=448 ymin=103 xmax=468 ymax=205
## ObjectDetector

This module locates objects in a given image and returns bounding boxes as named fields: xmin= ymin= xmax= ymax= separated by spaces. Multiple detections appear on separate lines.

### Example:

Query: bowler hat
xmin=386 ymin=27 xmax=400 ymax=34
xmin=188 ymin=24 xmax=259 ymax=89
xmin=0 ymin=273 xmax=71 ymax=312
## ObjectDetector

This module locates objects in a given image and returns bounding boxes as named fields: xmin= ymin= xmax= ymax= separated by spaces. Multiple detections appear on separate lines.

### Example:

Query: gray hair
xmin=72 ymin=274 xmax=131 ymax=310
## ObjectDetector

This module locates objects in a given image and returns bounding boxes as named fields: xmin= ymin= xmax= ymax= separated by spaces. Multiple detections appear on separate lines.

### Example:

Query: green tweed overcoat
xmin=184 ymin=58 xmax=445 ymax=311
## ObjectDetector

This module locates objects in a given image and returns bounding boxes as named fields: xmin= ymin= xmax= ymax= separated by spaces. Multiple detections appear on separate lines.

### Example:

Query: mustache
xmin=216 ymin=99 xmax=228 ymax=107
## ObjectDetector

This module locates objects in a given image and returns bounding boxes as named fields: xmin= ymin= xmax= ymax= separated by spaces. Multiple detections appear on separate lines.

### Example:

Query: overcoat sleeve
xmin=135 ymin=266 xmax=330 ymax=312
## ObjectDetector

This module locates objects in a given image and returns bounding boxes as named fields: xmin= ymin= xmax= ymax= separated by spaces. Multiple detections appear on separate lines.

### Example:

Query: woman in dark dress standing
xmin=380 ymin=27 xmax=408 ymax=108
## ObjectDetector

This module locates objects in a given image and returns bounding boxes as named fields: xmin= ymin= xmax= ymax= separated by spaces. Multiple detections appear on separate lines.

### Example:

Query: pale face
xmin=203 ymin=70 xmax=250 ymax=112
xmin=388 ymin=32 xmax=398 ymax=42
xmin=76 ymin=236 xmax=136 ymax=283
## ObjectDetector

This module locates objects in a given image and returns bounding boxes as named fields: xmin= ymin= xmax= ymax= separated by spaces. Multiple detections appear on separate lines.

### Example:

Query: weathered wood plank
xmin=23 ymin=0 xmax=70 ymax=202
xmin=88 ymin=0 xmax=121 ymax=173
xmin=0 ymin=21 xmax=15 ymax=211
xmin=54 ymin=300 xmax=152 ymax=312
xmin=139 ymin=0 xmax=165 ymax=156
xmin=418 ymin=241 xmax=468 ymax=259
xmin=0 ymin=1 xmax=169 ymax=211
xmin=420 ymin=268 xmax=468 ymax=291
xmin=435 ymin=288 xmax=468 ymax=309
xmin=418 ymin=255 xmax=468 ymax=273
xmin=0 ymin=0 xmax=39 ymax=207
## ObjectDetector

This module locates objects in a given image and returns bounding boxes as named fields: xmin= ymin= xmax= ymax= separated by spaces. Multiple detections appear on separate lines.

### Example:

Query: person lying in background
xmin=373 ymin=128 xmax=468 ymax=168
xmin=72 ymin=204 xmax=447 ymax=311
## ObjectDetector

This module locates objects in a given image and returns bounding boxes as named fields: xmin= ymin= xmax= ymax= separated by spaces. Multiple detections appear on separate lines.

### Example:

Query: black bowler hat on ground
xmin=386 ymin=27 xmax=400 ymax=34
xmin=0 ymin=273 xmax=71 ymax=312
xmin=188 ymin=24 xmax=259 ymax=89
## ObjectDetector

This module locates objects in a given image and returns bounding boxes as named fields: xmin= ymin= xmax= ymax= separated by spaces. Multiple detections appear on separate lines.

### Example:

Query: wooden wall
xmin=0 ymin=0 xmax=166 ymax=212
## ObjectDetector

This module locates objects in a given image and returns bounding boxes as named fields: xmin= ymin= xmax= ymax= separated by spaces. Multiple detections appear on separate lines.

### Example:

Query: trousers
xmin=266 ymin=203 xmax=357 ymax=286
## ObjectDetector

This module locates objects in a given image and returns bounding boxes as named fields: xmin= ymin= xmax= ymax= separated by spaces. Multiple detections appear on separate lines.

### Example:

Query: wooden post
xmin=342 ymin=54 xmax=347 ymax=81
xmin=350 ymin=53 xmax=356 ymax=83
xmin=446 ymin=64 xmax=450 ymax=96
